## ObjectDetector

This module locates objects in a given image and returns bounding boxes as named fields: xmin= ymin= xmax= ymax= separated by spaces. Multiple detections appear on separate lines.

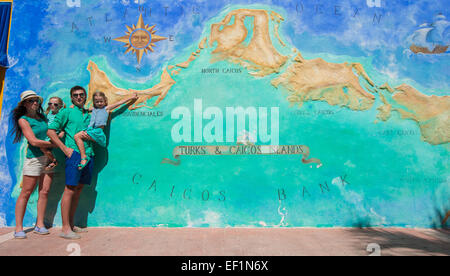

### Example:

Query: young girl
xmin=74 ymin=91 xmax=138 ymax=169
xmin=45 ymin=96 xmax=66 ymax=126
xmin=11 ymin=90 xmax=55 ymax=238
xmin=40 ymin=97 xmax=66 ymax=171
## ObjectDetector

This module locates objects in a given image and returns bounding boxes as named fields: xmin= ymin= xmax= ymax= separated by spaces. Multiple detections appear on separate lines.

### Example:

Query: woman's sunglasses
xmin=25 ymin=98 xmax=41 ymax=104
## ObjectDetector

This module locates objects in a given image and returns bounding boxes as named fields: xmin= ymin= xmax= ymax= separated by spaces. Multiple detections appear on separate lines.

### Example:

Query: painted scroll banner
xmin=162 ymin=145 xmax=322 ymax=167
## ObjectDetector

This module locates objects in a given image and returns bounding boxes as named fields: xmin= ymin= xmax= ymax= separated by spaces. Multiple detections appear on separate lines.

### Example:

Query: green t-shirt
xmin=46 ymin=112 xmax=57 ymax=126
xmin=48 ymin=105 xmax=94 ymax=157
xmin=22 ymin=115 xmax=48 ymax=159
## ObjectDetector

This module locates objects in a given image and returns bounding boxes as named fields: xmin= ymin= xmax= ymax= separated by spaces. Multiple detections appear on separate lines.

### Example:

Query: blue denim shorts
xmin=65 ymin=150 xmax=94 ymax=186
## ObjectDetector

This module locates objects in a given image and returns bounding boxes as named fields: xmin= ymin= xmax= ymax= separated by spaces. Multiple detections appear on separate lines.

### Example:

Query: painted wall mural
xmin=0 ymin=0 xmax=449 ymax=228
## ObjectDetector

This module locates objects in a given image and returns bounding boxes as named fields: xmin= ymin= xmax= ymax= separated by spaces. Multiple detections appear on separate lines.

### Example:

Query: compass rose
xmin=114 ymin=14 xmax=167 ymax=64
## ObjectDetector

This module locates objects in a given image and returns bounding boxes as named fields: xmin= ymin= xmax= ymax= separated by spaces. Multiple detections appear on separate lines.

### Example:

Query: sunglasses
xmin=72 ymin=93 xmax=86 ymax=98
xmin=48 ymin=102 xmax=60 ymax=107
xmin=25 ymin=98 xmax=41 ymax=104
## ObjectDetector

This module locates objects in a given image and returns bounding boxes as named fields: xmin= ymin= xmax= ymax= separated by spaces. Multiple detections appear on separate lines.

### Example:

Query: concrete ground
xmin=0 ymin=227 xmax=448 ymax=256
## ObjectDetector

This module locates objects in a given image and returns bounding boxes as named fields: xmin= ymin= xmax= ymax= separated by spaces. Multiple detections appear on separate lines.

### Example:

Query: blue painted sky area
xmin=3 ymin=0 xmax=450 ymax=95
xmin=0 ymin=0 xmax=449 ymax=227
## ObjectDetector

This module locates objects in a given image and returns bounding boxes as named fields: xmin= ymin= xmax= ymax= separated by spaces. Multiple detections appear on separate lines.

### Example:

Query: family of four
xmin=11 ymin=86 xmax=137 ymax=239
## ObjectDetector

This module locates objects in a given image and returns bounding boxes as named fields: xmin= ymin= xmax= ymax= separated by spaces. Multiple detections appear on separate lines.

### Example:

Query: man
xmin=47 ymin=86 xmax=94 ymax=239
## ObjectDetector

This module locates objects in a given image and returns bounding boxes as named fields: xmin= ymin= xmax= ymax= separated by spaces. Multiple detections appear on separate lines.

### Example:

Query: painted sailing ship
xmin=409 ymin=14 xmax=450 ymax=54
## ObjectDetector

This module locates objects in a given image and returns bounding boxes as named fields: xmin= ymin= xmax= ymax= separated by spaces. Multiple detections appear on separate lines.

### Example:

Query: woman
xmin=10 ymin=90 xmax=55 ymax=239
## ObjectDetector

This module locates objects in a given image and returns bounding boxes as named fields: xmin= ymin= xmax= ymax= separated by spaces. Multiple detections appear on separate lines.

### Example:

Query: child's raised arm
xmin=106 ymin=93 xmax=138 ymax=111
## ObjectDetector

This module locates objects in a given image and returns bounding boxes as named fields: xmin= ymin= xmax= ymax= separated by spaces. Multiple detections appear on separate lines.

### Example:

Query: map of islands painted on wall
xmin=0 ymin=1 xmax=449 ymax=229
xmin=90 ymin=9 xmax=450 ymax=147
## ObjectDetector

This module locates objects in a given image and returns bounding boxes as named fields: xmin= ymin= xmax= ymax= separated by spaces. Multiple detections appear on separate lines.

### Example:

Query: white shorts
xmin=23 ymin=156 xmax=49 ymax=176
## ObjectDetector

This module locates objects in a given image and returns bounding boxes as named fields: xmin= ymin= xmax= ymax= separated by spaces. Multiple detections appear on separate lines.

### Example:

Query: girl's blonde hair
xmin=92 ymin=91 xmax=108 ymax=108
xmin=45 ymin=96 xmax=65 ymax=115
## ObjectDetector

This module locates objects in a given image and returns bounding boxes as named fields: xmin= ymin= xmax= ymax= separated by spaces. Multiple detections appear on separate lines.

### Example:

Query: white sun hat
xmin=20 ymin=90 xmax=43 ymax=104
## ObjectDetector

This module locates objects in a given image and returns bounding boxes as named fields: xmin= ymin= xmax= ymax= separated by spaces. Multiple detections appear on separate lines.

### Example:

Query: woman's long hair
xmin=10 ymin=101 xmax=47 ymax=144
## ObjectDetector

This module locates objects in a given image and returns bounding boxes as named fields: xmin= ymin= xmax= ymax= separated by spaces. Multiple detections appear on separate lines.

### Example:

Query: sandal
xmin=34 ymin=226 xmax=50 ymax=235
xmin=73 ymin=226 xmax=88 ymax=233
xmin=14 ymin=231 xmax=27 ymax=239
xmin=78 ymin=157 xmax=90 ymax=170
xmin=45 ymin=159 xmax=57 ymax=170
xmin=59 ymin=231 xmax=81 ymax=240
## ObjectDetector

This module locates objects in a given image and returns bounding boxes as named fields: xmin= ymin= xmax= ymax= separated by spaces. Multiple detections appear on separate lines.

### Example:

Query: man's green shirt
xmin=48 ymin=105 xmax=94 ymax=157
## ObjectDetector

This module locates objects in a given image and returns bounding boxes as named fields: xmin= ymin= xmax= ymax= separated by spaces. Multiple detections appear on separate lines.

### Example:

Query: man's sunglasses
xmin=72 ymin=93 xmax=86 ymax=98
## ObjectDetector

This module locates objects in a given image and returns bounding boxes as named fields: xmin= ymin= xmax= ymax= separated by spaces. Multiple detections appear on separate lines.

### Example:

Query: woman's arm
xmin=106 ymin=93 xmax=138 ymax=111
xmin=18 ymin=119 xmax=53 ymax=148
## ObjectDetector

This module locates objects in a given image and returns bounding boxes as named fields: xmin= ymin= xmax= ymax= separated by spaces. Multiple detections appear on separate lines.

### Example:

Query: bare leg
xmin=15 ymin=176 xmax=39 ymax=232
xmin=61 ymin=185 xmax=76 ymax=234
xmin=36 ymin=173 xmax=53 ymax=228
xmin=74 ymin=132 xmax=87 ymax=161
xmin=69 ymin=184 xmax=84 ymax=230
xmin=75 ymin=132 xmax=95 ymax=169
